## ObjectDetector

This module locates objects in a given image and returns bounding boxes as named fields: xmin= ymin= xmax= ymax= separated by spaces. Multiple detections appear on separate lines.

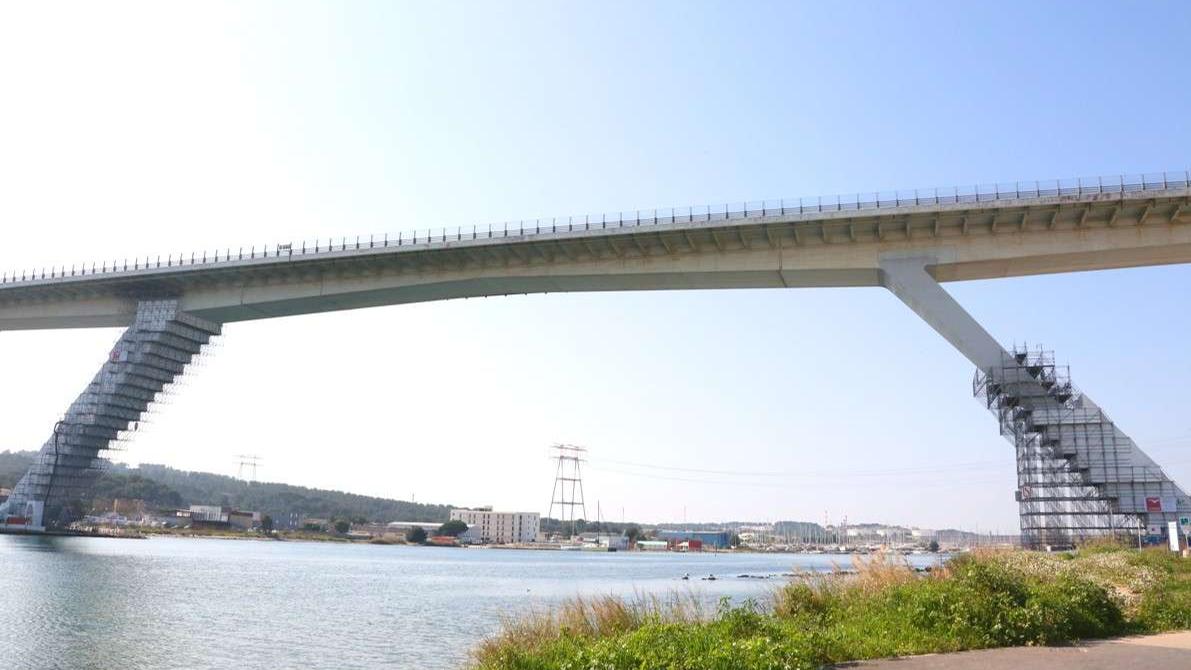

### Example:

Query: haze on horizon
xmin=1 ymin=1 xmax=1190 ymax=532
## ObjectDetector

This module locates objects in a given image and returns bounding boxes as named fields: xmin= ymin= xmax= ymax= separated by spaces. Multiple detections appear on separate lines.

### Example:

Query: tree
xmin=438 ymin=519 xmax=468 ymax=537
xmin=927 ymin=540 xmax=940 ymax=553
xmin=260 ymin=515 xmax=274 ymax=532
xmin=406 ymin=526 xmax=428 ymax=543
xmin=624 ymin=524 xmax=642 ymax=545
xmin=334 ymin=519 xmax=351 ymax=534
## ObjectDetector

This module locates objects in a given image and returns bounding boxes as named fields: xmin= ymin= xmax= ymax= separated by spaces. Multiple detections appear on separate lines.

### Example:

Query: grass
xmin=471 ymin=547 xmax=1191 ymax=670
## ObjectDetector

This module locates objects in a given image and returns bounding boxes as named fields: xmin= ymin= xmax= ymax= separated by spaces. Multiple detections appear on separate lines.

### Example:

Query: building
xmin=450 ymin=508 xmax=539 ymax=544
xmin=189 ymin=505 xmax=230 ymax=524
xmin=113 ymin=498 xmax=146 ymax=518
xmin=381 ymin=521 xmax=441 ymax=537
xmin=227 ymin=510 xmax=261 ymax=530
xmin=910 ymin=528 xmax=937 ymax=540
xmin=657 ymin=530 xmax=732 ymax=549
xmin=189 ymin=505 xmax=261 ymax=530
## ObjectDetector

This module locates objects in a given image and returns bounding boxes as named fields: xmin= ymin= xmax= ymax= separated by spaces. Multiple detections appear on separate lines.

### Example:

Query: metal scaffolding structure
xmin=0 ymin=300 xmax=220 ymax=530
xmin=974 ymin=346 xmax=1190 ymax=549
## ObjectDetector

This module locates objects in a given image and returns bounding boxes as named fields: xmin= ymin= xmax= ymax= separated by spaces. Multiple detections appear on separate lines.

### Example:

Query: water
xmin=1 ymin=536 xmax=944 ymax=669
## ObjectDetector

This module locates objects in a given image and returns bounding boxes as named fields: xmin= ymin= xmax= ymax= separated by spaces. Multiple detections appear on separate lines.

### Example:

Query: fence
xmin=3 ymin=170 xmax=1189 ymax=285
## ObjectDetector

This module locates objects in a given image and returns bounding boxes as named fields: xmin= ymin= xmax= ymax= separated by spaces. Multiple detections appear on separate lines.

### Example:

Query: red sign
xmin=1146 ymin=497 xmax=1163 ymax=512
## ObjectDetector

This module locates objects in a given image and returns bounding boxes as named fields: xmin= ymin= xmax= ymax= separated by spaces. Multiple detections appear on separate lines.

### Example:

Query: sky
xmin=1 ymin=1 xmax=1189 ymax=532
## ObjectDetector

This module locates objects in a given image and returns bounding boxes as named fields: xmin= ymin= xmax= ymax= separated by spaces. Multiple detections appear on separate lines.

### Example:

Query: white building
xmin=450 ymin=508 xmax=539 ymax=544
xmin=189 ymin=504 xmax=229 ymax=523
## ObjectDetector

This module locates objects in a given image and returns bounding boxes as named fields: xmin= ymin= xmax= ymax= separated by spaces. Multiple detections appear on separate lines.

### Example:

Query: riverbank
xmin=471 ymin=544 xmax=1191 ymax=669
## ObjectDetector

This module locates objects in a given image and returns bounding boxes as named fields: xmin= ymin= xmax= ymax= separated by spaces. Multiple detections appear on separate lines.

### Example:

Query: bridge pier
xmin=882 ymin=257 xmax=1191 ymax=548
xmin=0 ymin=300 xmax=220 ymax=531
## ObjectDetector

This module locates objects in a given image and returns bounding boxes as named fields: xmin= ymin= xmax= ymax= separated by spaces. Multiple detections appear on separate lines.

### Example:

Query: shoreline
xmin=15 ymin=529 xmax=953 ymax=557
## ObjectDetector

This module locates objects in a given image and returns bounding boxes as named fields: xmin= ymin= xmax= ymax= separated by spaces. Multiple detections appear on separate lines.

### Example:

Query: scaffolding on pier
xmin=974 ymin=345 xmax=1188 ymax=549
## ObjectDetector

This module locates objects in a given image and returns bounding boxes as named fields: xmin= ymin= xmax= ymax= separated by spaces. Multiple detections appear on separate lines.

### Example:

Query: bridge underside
xmin=4 ymin=267 xmax=1187 ymax=547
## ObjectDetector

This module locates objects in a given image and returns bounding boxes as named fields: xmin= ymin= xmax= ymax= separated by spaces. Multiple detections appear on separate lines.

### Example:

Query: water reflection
xmin=2 ymin=536 xmax=182 ymax=670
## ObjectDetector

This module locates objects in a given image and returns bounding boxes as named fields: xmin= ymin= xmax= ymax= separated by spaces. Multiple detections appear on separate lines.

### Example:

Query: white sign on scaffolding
xmin=1169 ymin=521 xmax=1181 ymax=552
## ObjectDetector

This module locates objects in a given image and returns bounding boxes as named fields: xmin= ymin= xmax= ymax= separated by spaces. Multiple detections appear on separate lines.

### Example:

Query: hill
xmin=0 ymin=450 xmax=453 ymax=525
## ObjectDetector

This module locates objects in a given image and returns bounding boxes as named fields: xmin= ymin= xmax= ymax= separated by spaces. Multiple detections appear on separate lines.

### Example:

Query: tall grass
xmin=473 ymin=592 xmax=708 ymax=663
xmin=471 ymin=547 xmax=1190 ymax=670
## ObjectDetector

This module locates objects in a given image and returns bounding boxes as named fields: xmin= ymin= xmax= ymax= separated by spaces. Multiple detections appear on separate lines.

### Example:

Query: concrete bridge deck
xmin=1 ymin=172 xmax=1188 ymax=330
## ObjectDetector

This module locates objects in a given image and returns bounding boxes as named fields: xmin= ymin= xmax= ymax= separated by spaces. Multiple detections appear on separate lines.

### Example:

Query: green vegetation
xmin=624 ymin=524 xmax=642 ymax=544
xmin=129 ymin=462 xmax=453 ymax=523
xmin=0 ymin=450 xmax=35 ymax=489
xmin=438 ymin=519 xmax=468 ymax=537
xmin=0 ymin=450 xmax=453 ymax=524
xmin=472 ymin=547 xmax=1191 ymax=670
xmin=406 ymin=526 xmax=428 ymax=544
xmin=91 ymin=472 xmax=184 ymax=509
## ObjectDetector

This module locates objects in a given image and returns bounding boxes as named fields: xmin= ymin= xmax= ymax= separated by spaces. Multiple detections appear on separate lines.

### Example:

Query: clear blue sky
xmin=1 ymin=1 xmax=1189 ymax=531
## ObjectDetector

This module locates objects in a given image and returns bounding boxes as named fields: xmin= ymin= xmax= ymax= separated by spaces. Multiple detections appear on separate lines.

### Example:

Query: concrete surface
xmin=1 ymin=184 xmax=1188 ymax=330
xmin=837 ymin=631 xmax=1191 ymax=669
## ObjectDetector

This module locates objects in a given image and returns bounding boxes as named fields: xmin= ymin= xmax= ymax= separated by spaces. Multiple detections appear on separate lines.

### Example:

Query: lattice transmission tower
xmin=235 ymin=454 xmax=262 ymax=483
xmin=548 ymin=444 xmax=587 ymax=539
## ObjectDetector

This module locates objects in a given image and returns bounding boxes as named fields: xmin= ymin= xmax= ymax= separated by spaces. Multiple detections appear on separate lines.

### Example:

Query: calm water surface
xmin=1 ymin=536 xmax=943 ymax=669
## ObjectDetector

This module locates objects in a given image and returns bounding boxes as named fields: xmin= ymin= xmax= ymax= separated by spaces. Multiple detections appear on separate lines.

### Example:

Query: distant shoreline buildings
xmin=450 ymin=507 xmax=540 ymax=544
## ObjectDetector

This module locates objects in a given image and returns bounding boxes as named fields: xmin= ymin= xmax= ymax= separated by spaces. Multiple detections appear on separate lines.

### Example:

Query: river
xmin=1 ymin=535 xmax=945 ymax=669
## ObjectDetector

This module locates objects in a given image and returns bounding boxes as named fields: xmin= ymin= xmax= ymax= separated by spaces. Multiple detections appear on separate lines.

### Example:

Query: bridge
xmin=2 ymin=171 xmax=1190 ymax=547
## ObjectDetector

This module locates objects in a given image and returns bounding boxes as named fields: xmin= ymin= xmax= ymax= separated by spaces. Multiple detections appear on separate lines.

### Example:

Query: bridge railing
xmin=3 ymin=170 xmax=1189 ymax=286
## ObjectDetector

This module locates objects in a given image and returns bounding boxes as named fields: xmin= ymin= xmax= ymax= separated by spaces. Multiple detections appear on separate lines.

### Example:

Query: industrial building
xmin=187 ymin=505 xmax=261 ymax=530
xmin=450 ymin=507 xmax=539 ymax=544
xmin=657 ymin=530 xmax=733 ymax=549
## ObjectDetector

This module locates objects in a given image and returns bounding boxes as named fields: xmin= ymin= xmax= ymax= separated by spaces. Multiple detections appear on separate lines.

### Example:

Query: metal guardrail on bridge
xmin=3 ymin=170 xmax=1189 ymax=286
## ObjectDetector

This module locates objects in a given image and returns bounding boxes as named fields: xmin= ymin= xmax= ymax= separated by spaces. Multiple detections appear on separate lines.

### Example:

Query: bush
xmin=438 ymin=519 xmax=468 ymax=537
xmin=1023 ymin=574 xmax=1124 ymax=643
xmin=472 ymin=549 xmax=1184 ymax=670
xmin=1136 ymin=579 xmax=1191 ymax=630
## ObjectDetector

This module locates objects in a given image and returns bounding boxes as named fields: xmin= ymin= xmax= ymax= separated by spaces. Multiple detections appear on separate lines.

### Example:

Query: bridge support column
xmin=0 ymin=300 xmax=220 ymax=531
xmin=881 ymin=256 xmax=1190 ymax=549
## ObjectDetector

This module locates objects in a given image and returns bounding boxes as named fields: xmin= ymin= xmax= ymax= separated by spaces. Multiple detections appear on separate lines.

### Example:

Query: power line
xmin=588 ymin=464 xmax=1007 ymax=490
xmin=590 ymin=456 xmax=1009 ymax=480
